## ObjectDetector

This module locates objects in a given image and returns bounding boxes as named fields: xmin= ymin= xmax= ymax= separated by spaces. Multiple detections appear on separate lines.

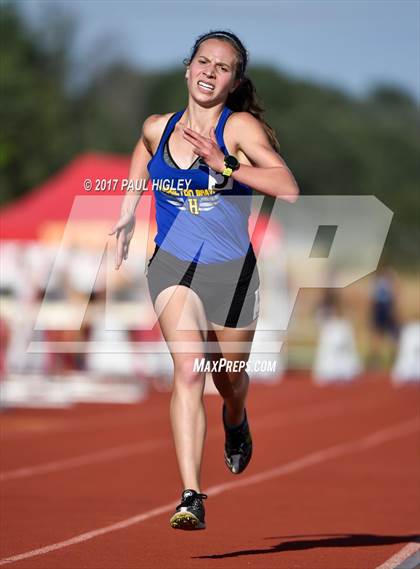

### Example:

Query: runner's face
xmin=185 ymin=39 xmax=241 ymax=104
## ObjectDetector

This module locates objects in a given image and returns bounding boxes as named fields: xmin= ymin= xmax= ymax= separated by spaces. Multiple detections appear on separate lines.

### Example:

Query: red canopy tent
xmin=0 ymin=153 xmax=154 ymax=242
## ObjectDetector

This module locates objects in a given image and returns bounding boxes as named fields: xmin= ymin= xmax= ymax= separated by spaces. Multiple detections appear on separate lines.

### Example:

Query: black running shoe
xmin=223 ymin=403 xmax=253 ymax=474
xmin=170 ymin=489 xmax=208 ymax=530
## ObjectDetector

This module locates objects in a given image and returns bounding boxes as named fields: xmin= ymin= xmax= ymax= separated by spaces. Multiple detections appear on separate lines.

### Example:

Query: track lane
xmin=0 ymin=418 xmax=418 ymax=568
xmin=1 ymin=375 xmax=419 ymax=568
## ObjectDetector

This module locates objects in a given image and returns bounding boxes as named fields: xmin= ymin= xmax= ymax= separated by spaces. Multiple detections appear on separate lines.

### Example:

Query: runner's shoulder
xmin=142 ymin=113 xmax=174 ymax=153
xmin=227 ymin=111 xmax=264 ymax=132
xmin=225 ymin=111 xmax=265 ymax=153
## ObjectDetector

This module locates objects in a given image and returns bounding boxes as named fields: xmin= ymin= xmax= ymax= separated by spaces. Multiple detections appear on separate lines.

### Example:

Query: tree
xmin=0 ymin=2 xmax=77 ymax=203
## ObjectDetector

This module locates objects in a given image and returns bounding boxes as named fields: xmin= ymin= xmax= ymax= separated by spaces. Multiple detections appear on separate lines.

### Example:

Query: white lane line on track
xmin=0 ymin=417 xmax=418 ymax=567
xmin=202 ymin=418 xmax=420 ymax=496
xmin=0 ymin=401 xmax=340 ymax=482
xmin=0 ymin=439 xmax=168 ymax=482
xmin=374 ymin=541 xmax=420 ymax=569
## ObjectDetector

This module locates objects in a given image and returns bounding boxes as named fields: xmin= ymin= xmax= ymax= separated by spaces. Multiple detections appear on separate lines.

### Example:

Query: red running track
xmin=0 ymin=373 xmax=419 ymax=569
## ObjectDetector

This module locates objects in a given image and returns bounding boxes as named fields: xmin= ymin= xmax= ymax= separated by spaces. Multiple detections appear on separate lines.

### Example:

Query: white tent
xmin=313 ymin=317 xmax=362 ymax=384
xmin=392 ymin=321 xmax=420 ymax=384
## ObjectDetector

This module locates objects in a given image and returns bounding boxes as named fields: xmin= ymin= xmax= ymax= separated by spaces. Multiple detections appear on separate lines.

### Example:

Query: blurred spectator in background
xmin=313 ymin=288 xmax=362 ymax=385
xmin=0 ymin=317 xmax=10 ymax=376
xmin=368 ymin=266 xmax=400 ymax=369
xmin=315 ymin=287 xmax=341 ymax=325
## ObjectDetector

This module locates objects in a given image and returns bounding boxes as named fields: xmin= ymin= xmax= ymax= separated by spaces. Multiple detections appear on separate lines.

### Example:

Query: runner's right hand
xmin=108 ymin=212 xmax=136 ymax=270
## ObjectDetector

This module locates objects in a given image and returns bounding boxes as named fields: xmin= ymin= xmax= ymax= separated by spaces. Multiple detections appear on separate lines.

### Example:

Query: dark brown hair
xmin=183 ymin=30 xmax=280 ymax=152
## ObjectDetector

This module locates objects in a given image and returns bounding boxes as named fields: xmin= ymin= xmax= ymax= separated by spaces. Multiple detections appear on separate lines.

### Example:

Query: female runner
xmin=109 ymin=30 xmax=299 ymax=530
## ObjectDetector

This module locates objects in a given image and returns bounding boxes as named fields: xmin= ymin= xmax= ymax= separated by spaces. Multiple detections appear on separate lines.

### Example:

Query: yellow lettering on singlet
xmin=162 ymin=188 xmax=179 ymax=196
xmin=195 ymin=189 xmax=216 ymax=196
xmin=188 ymin=198 xmax=200 ymax=215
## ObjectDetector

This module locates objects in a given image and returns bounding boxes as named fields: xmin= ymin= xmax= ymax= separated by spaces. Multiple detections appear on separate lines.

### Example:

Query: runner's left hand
xmin=182 ymin=127 xmax=226 ymax=173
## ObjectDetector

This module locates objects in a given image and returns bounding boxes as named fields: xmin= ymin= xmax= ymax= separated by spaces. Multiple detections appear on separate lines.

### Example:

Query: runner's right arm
xmin=120 ymin=114 xmax=160 ymax=216
xmin=109 ymin=114 xmax=162 ymax=269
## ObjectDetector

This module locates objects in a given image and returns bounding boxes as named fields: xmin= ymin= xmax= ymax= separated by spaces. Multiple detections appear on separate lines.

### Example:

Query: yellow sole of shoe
xmin=170 ymin=511 xmax=205 ymax=530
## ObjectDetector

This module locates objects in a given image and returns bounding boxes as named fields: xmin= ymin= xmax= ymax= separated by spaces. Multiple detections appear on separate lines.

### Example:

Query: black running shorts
xmin=145 ymin=245 xmax=260 ymax=328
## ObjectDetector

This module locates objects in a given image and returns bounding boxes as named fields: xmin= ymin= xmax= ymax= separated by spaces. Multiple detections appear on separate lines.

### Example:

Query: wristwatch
xmin=222 ymin=155 xmax=240 ymax=177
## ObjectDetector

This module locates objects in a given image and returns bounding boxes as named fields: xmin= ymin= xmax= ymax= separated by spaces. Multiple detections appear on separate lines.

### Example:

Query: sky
xmin=18 ymin=0 xmax=420 ymax=101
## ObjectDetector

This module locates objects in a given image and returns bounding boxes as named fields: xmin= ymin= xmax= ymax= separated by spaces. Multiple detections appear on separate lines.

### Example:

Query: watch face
xmin=225 ymin=155 xmax=239 ymax=170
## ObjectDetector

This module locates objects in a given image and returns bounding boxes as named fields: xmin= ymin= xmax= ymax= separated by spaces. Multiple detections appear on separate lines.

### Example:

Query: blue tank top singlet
xmin=147 ymin=106 xmax=253 ymax=264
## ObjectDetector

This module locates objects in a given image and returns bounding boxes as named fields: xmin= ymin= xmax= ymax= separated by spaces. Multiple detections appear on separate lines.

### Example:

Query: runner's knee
xmin=173 ymin=354 xmax=206 ymax=387
xmin=212 ymin=359 xmax=249 ymax=389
